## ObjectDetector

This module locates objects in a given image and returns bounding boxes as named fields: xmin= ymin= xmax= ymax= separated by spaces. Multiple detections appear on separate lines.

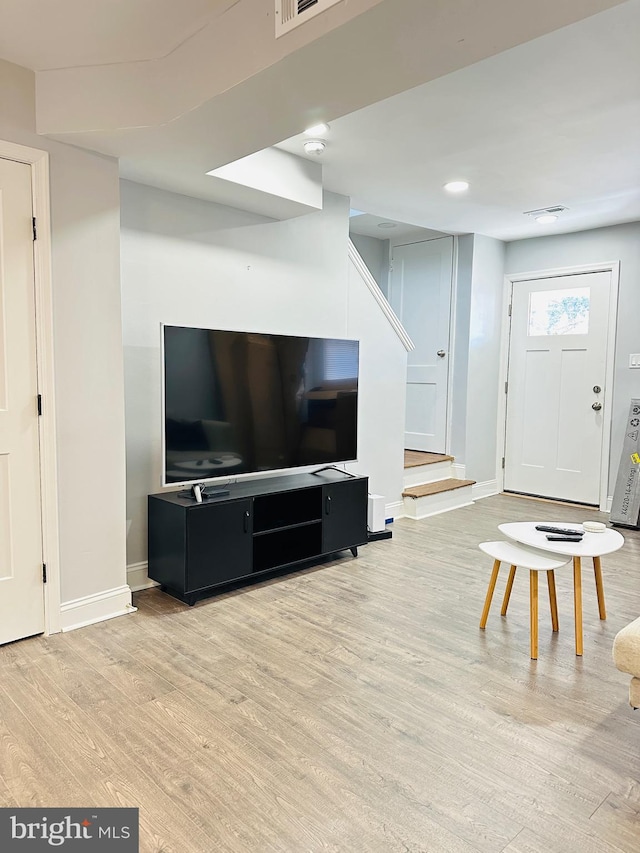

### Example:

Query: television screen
xmin=163 ymin=326 xmax=359 ymax=484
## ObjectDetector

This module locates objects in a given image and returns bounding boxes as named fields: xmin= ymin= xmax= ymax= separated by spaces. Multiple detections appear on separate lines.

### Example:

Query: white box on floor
xmin=368 ymin=494 xmax=386 ymax=533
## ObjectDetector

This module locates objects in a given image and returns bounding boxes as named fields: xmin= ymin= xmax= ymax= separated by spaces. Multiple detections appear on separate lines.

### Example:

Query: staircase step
xmin=402 ymin=479 xmax=476 ymax=521
xmin=404 ymin=450 xmax=454 ymax=469
xmin=403 ymin=478 xmax=476 ymax=499
xmin=403 ymin=459 xmax=454 ymax=488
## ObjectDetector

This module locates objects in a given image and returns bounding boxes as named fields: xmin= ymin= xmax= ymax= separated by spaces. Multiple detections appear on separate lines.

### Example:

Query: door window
xmin=527 ymin=287 xmax=590 ymax=336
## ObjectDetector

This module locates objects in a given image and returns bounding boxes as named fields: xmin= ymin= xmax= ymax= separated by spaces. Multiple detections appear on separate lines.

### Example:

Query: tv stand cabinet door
xmin=186 ymin=499 xmax=253 ymax=592
xmin=321 ymin=479 xmax=368 ymax=554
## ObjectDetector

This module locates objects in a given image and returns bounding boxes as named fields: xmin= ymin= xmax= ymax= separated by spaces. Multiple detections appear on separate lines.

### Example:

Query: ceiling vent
xmin=524 ymin=205 xmax=569 ymax=217
xmin=275 ymin=0 xmax=343 ymax=37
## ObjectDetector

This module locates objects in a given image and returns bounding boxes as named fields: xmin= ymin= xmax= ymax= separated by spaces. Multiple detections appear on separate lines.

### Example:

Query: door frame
xmin=0 ymin=139 xmax=60 ymax=636
xmin=496 ymin=261 xmax=620 ymax=512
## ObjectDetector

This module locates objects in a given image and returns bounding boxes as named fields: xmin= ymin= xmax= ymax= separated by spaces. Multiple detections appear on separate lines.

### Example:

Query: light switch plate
xmin=630 ymin=354 xmax=640 ymax=368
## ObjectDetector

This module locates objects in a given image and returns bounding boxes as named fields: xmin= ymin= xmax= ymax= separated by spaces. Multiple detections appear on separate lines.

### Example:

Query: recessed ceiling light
xmin=377 ymin=222 xmax=397 ymax=229
xmin=444 ymin=180 xmax=469 ymax=193
xmin=535 ymin=214 xmax=559 ymax=224
xmin=304 ymin=123 xmax=330 ymax=137
xmin=303 ymin=140 xmax=326 ymax=155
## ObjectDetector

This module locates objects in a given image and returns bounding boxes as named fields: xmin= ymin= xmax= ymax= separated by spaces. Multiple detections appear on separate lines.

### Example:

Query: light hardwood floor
xmin=1 ymin=494 xmax=639 ymax=852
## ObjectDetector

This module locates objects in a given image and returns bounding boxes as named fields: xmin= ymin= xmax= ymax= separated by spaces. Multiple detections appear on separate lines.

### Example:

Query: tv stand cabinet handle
xmin=325 ymin=495 xmax=332 ymax=515
xmin=243 ymin=510 xmax=250 ymax=533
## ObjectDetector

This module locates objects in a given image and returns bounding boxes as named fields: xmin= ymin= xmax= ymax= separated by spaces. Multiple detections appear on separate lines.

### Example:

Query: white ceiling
xmin=0 ymin=0 xmax=230 ymax=70
xmin=278 ymin=1 xmax=640 ymax=241
xmin=349 ymin=214 xmax=447 ymax=243
xmin=0 ymin=0 xmax=634 ymax=242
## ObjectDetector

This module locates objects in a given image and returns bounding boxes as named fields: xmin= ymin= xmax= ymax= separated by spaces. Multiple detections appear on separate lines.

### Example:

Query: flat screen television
xmin=162 ymin=325 xmax=359 ymax=485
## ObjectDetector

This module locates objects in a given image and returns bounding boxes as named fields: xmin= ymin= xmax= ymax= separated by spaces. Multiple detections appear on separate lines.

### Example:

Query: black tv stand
xmin=148 ymin=470 xmax=368 ymax=605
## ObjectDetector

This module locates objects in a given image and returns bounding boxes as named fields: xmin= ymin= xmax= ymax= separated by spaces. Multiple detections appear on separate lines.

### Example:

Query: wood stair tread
xmin=403 ymin=478 xmax=476 ymax=499
xmin=404 ymin=450 xmax=454 ymax=468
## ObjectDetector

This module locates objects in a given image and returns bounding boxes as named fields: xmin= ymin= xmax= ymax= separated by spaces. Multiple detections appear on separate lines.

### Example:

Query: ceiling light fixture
xmin=304 ymin=123 xmax=330 ymax=137
xmin=303 ymin=140 xmax=326 ymax=155
xmin=444 ymin=180 xmax=469 ymax=193
xmin=377 ymin=222 xmax=397 ymax=229
xmin=535 ymin=214 xmax=559 ymax=225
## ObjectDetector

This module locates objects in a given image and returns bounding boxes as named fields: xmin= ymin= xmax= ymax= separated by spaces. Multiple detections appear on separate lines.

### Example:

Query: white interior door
xmin=0 ymin=157 xmax=44 ymax=645
xmin=389 ymin=237 xmax=453 ymax=452
xmin=504 ymin=271 xmax=611 ymax=505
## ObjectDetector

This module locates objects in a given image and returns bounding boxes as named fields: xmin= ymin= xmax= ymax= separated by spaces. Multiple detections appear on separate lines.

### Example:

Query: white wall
xmin=505 ymin=222 xmax=640 ymax=493
xmin=450 ymin=234 xmax=473 ymax=463
xmin=0 ymin=59 xmax=128 ymax=615
xmin=449 ymin=234 xmax=505 ymax=488
xmin=465 ymin=235 xmax=506 ymax=486
xmin=120 ymin=180 xmax=407 ymax=572
xmin=349 ymin=233 xmax=389 ymax=291
xmin=346 ymin=260 xmax=407 ymax=517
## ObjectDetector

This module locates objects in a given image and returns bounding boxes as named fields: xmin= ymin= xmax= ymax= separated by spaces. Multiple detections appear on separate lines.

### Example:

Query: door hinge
xmin=37 ymin=394 xmax=42 ymax=416
xmin=504 ymin=381 xmax=508 ymax=394
xmin=42 ymin=563 xmax=47 ymax=583
xmin=501 ymin=457 xmax=505 ymax=469
xmin=508 ymin=302 xmax=512 ymax=317
xmin=32 ymin=217 xmax=37 ymax=241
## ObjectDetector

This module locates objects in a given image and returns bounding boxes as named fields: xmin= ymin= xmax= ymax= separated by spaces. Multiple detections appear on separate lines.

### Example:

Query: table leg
xmin=573 ymin=556 xmax=583 ymax=656
xmin=480 ymin=560 xmax=500 ymax=629
xmin=501 ymin=565 xmax=517 ymax=616
xmin=593 ymin=556 xmax=606 ymax=620
xmin=530 ymin=570 xmax=538 ymax=660
xmin=547 ymin=570 xmax=559 ymax=632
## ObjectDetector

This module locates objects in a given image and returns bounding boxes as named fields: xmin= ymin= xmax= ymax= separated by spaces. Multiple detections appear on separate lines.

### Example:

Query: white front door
xmin=389 ymin=237 xmax=453 ymax=452
xmin=504 ymin=271 xmax=612 ymax=505
xmin=0 ymin=157 xmax=44 ymax=645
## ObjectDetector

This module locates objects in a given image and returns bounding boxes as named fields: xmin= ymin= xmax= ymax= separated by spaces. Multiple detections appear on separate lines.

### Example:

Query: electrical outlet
xmin=630 ymin=354 xmax=640 ymax=368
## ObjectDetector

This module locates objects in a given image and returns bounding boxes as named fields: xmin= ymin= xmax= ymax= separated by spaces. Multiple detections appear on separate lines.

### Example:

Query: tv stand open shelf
xmin=148 ymin=470 xmax=368 ymax=605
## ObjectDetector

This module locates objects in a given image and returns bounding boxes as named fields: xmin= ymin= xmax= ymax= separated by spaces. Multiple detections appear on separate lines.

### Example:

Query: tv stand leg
xmin=350 ymin=547 xmax=358 ymax=557
xmin=187 ymin=594 xmax=198 ymax=607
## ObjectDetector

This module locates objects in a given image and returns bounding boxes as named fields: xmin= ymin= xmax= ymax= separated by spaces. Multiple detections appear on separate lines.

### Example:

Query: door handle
xmin=592 ymin=402 xmax=602 ymax=411
xmin=437 ymin=350 xmax=446 ymax=358
xmin=593 ymin=385 xmax=602 ymax=394
xmin=243 ymin=510 xmax=250 ymax=532
xmin=325 ymin=495 xmax=332 ymax=515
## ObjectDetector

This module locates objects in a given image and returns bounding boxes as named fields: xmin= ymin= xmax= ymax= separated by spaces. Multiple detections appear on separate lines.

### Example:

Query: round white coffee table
xmin=498 ymin=522 xmax=624 ymax=655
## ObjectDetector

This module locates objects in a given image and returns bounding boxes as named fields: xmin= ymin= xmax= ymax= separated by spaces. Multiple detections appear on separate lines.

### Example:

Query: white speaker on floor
xmin=368 ymin=494 xmax=386 ymax=533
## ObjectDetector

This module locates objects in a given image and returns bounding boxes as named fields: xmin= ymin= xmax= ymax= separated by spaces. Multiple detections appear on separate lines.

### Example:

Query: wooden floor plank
xmin=0 ymin=494 xmax=639 ymax=852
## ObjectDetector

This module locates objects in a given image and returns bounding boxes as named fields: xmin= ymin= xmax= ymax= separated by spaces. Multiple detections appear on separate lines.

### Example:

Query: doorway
xmin=0 ymin=157 xmax=45 ymax=644
xmin=0 ymin=142 xmax=59 ymax=643
xmin=389 ymin=237 xmax=453 ymax=453
xmin=503 ymin=266 xmax=618 ymax=508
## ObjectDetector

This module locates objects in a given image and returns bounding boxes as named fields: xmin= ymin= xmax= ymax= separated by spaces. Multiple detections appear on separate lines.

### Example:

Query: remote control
xmin=535 ymin=525 xmax=583 ymax=536
xmin=546 ymin=535 xmax=583 ymax=542
xmin=192 ymin=484 xmax=203 ymax=503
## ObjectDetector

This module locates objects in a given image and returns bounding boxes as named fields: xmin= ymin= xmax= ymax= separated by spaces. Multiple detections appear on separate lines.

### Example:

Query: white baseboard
xmin=385 ymin=500 xmax=405 ymax=521
xmin=127 ymin=561 xmax=159 ymax=592
xmin=60 ymin=585 xmax=136 ymax=633
xmin=451 ymin=463 xmax=466 ymax=479
xmin=472 ymin=479 xmax=499 ymax=500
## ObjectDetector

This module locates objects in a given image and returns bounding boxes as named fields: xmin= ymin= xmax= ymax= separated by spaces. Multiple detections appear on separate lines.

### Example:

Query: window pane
xmin=528 ymin=287 xmax=590 ymax=336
